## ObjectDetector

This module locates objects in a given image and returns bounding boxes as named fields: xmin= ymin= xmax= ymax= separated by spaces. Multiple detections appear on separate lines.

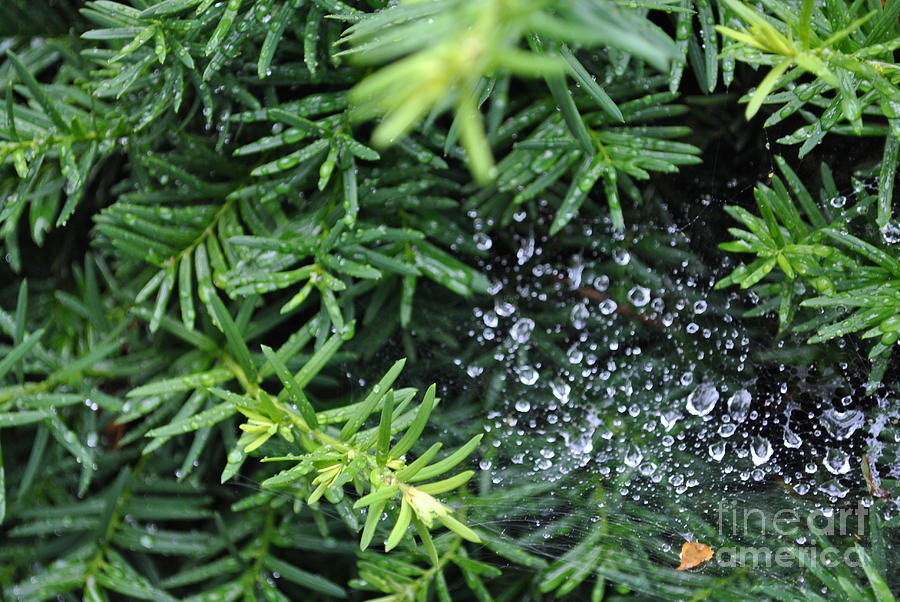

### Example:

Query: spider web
xmin=404 ymin=161 xmax=900 ymax=597
xmin=231 ymin=154 xmax=898 ymax=598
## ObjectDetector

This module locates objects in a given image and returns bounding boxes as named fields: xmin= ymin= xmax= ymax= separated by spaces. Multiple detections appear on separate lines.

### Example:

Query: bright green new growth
xmin=338 ymin=0 xmax=678 ymax=185
xmin=715 ymin=0 xmax=900 ymax=228
xmin=143 ymin=352 xmax=483 ymax=547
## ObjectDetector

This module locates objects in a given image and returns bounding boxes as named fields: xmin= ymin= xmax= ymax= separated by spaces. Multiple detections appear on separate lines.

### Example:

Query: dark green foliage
xmin=0 ymin=0 xmax=897 ymax=600
xmin=716 ymin=157 xmax=899 ymax=390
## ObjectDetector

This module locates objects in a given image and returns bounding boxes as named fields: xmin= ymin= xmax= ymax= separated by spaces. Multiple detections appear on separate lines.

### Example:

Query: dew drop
xmin=727 ymin=389 xmax=751 ymax=423
xmin=612 ymin=248 xmax=630 ymax=265
xmin=782 ymin=428 xmax=802 ymax=448
xmin=627 ymin=286 xmax=650 ymax=307
xmin=823 ymin=448 xmax=850 ymax=475
xmin=510 ymin=318 xmax=535 ymax=343
xmin=686 ymin=383 xmax=719 ymax=416
xmin=750 ymin=435 xmax=773 ymax=466
xmin=623 ymin=443 xmax=643 ymax=467
xmin=598 ymin=299 xmax=617 ymax=315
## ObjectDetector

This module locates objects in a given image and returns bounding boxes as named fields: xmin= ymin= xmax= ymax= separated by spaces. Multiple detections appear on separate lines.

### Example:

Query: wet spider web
xmin=233 ymin=160 xmax=899 ymax=598
xmin=398 ymin=166 xmax=900 ymax=597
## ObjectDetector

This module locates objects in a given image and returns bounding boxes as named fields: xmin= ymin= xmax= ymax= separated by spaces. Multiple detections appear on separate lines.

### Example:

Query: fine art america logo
xmin=715 ymin=500 xmax=870 ymax=568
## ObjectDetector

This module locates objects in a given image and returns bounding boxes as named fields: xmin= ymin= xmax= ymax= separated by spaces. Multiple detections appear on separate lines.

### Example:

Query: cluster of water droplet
xmin=455 ymin=216 xmax=897 ymax=525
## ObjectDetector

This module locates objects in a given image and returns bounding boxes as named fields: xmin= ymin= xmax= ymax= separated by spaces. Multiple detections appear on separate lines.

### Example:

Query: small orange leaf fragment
xmin=675 ymin=541 xmax=713 ymax=571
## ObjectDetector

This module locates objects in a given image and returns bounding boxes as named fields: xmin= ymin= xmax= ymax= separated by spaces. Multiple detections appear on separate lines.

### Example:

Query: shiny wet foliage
xmin=0 ymin=0 xmax=898 ymax=601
